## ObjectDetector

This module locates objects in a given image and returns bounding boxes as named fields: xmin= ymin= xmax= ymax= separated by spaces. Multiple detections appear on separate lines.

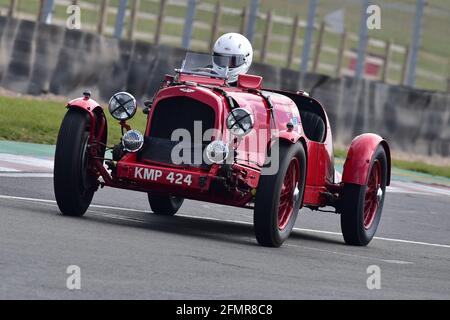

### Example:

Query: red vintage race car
xmin=54 ymin=52 xmax=391 ymax=247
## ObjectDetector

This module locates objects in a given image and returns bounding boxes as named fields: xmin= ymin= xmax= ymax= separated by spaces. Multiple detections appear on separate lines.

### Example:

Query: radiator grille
xmin=140 ymin=97 xmax=216 ymax=168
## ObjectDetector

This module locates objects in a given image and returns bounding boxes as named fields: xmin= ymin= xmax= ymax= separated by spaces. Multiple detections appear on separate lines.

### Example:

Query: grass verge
xmin=0 ymin=95 xmax=449 ymax=179
xmin=0 ymin=95 xmax=148 ymax=145
xmin=390 ymin=159 xmax=450 ymax=180
xmin=334 ymin=148 xmax=450 ymax=179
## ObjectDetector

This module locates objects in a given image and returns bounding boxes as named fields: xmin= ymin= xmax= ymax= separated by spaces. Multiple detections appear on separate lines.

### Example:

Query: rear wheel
xmin=340 ymin=146 xmax=388 ymax=246
xmin=54 ymin=109 xmax=98 ymax=216
xmin=148 ymin=194 xmax=184 ymax=216
xmin=254 ymin=142 xmax=307 ymax=247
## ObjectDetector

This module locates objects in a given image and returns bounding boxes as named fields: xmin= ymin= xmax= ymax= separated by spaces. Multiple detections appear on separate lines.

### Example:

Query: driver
xmin=212 ymin=33 xmax=253 ymax=84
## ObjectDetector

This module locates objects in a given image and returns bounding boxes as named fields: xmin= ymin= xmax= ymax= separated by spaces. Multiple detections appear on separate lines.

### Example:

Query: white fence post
xmin=406 ymin=0 xmax=426 ymax=88
xmin=42 ymin=0 xmax=55 ymax=24
xmin=300 ymin=0 xmax=319 ymax=75
xmin=246 ymin=0 xmax=259 ymax=43
xmin=182 ymin=0 xmax=197 ymax=49
xmin=114 ymin=0 xmax=128 ymax=39
xmin=355 ymin=0 xmax=370 ymax=80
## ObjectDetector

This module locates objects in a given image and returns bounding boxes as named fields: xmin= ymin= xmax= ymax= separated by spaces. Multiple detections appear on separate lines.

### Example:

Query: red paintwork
xmin=109 ymin=152 xmax=258 ymax=208
xmin=67 ymin=96 xmax=105 ymax=145
xmin=74 ymin=70 xmax=390 ymax=211
xmin=278 ymin=130 xmax=302 ymax=144
xmin=145 ymin=84 xmax=225 ymax=139
xmin=237 ymin=74 xmax=263 ymax=90
xmin=67 ymin=96 xmax=102 ymax=114
xmin=342 ymin=133 xmax=391 ymax=186
xmin=303 ymin=141 xmax=331 ymax=206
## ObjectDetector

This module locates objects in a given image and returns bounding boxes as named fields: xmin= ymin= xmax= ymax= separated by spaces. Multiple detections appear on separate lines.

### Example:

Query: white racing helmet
xmin=212 ymin=33 xmax=253 ymax=83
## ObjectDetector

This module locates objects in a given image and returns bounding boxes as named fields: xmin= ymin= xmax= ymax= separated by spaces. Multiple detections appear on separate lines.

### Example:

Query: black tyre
xmin=148 ymin=194 xmax=184 ymax=216
xmin=54 ymin=109 xmax=98 ymax=216
xmin=340 ymin=146 xmax=388 ymax=246
xmin=254 ymin=142 xmax=307 ymax=247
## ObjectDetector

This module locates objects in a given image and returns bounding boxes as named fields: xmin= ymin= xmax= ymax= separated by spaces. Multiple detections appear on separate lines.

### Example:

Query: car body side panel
xmin=227 ymin=92 xmax=271 ymax=167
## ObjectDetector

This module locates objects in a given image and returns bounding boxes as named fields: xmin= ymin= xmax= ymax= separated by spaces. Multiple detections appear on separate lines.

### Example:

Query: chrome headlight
xmin=226 ymin=108 xmax=254 ymax=137
xmin=109 ymin=92 xmax=137 ymax=121
xmin=205 ymin=140 xmax=229 ymax=164
xmin=122 ymin=130 xmax=144 ymax=153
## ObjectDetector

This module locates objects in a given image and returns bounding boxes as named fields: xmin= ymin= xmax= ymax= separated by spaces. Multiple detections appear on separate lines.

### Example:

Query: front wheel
xmin=148 ymin=194 xmax=184 ymax=216
xmin=340 ymin=146 xmax=388 ymax=246
xmin=54 ymin=109 xmax=98 ymax=216
xmin=254 ymin=142 xmax=307 ymax=247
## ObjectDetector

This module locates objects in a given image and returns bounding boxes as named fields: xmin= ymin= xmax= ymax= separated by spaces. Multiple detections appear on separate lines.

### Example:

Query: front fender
xmin=67 ymin=96 xmax=103 ymax=117
xmin=278 ymin=130 xmax=301 ymax=144
xmin=342 ymin=133 xmax=391 ymax=186
xmin=277 ymin=131 xmax=308 ymax=172
xmin=66 ymin=96 xmax=107 ymax=144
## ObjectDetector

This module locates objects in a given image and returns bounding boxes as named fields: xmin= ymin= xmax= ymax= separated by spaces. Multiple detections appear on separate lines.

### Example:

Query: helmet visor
xmin=213 ymin=53 xmax=246 ymax=69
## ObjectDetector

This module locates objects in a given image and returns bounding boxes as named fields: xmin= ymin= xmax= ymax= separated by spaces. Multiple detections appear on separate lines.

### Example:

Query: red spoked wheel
xmin=278 ymin=158 xmax=300 ymax=230
xmin=254 ymin=142 xmax=306 ymax=247
xmin=340 ymin=146 xmax=388 ymax=246
xmin=363 ymin=160 xmax=382 ymax=230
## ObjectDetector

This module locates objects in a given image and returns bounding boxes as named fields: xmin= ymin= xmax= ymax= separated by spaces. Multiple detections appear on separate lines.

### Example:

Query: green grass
xmin=334 ymin=148 xmax=348 ymax=159
xmin=391 ymin=159 xmax=450 ymax=179
xmin=0 ymin=95 xmax=148 ymax=145
xmin=0 ymin=95 xmax=448 ymax=178
xmin=334 ymin=148 xmax=450 ymax=179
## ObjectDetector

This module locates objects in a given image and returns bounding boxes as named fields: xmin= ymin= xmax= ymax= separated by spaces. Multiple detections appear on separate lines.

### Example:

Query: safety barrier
xmin=0 ymin=17 xmax=448 ymax=158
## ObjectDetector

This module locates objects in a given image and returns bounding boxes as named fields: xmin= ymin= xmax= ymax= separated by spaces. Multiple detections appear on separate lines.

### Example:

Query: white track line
xmin=2 ymin=171 xmax=448 ymax=197
xmin=1 ymin=160 xmax=449 ymax=197
xmin=2 ymin=172 xmax=450 ymax=198
xmin=0 ymin=154 xmax=54 ymax=169
xmin=3 ymin=198 xmax=416 ymax=265
xmin=0 ymin=167 xmax=20 ymax=172
xmin=0 ymin=173 xmax=53 ymax=178
xmin=0 ymin=194 xmax=449 ymax=249
xmin=86 ymin=208 xmax=413 ymax=265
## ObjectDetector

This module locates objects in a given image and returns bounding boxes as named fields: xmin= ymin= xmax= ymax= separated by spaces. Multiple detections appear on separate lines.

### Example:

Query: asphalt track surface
xmin=0 ymin=172 xmax=449 ymax=300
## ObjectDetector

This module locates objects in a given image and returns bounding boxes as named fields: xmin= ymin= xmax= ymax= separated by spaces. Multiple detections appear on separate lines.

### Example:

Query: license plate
xmin=133 ymin=167 xmax=193 ymax=186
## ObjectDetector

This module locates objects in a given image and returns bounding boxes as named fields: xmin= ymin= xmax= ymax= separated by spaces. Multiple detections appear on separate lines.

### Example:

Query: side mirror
xmin=237 ymin=74 xmax=263 ymax=90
